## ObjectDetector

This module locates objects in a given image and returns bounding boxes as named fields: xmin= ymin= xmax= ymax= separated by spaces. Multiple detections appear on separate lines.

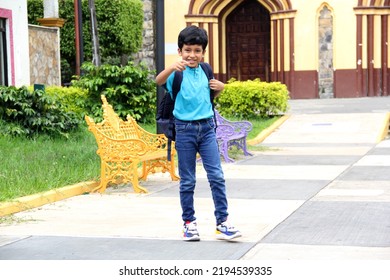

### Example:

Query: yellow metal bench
xmin=85 ymin=95 xmax=179 ymax=193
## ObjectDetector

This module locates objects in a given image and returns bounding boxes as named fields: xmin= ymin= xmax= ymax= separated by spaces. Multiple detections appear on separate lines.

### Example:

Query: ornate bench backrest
xmin=100 ymin=95 xmax=139 ymax=140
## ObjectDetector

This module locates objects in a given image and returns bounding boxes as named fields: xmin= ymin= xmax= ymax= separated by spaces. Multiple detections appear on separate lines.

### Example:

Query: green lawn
xmin=0 ymin=126 xmax=100 ymax=202
xmin=0 ymin=116 xmax=279 ymax=202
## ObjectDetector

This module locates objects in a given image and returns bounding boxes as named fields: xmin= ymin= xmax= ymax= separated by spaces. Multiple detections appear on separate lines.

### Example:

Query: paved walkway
xmin=1 ymin=97 xmax=390 ymax=262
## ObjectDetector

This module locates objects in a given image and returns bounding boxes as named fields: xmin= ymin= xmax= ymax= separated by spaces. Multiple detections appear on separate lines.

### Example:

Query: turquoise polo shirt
xmin=166 ymin=65 xmax=213 ymax=121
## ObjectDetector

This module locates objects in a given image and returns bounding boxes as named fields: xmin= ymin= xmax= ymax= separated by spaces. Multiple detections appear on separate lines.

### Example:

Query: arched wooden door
xmin=226 ymin=0 xmax=270 ymax=81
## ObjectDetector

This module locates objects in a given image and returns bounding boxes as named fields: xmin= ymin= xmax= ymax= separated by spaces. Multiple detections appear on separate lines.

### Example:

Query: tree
xmin=94 ymin=0 xmax=143 ymax=64
xmin=88 ymin=0 xmax=101 ymax=66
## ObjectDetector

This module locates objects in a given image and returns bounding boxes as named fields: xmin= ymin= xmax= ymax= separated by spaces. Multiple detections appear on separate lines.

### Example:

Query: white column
xmin=43 ymin=0 xmax=59 ymax=18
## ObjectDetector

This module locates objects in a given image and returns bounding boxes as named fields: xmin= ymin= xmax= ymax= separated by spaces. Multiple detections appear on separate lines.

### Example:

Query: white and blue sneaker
xmin=216 ymin=221 xmax=242 ymax=240
xmin=183 ymin=220 xmax=200 ymax=241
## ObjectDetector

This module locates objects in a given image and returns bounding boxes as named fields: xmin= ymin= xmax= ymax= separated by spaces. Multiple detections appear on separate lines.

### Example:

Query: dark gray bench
xmin=215 ymin=110 xmax=253 ymax=163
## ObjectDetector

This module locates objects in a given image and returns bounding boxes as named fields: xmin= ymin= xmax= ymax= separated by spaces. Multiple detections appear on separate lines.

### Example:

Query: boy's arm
xmin=156 ymin=60 xmax=189 ymax=86
xmin=209 ymin=79 xmax=225 ymax=98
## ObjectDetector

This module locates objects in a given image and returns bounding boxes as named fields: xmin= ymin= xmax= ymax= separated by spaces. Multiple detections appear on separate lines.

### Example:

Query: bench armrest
xmin=94 ymin=129 xmax=148 ymax=158
xmin=134 ymin=122 xmax=168 ymax=150
xmin=216 ymin=124 xmax=236 ymax=139
xmin=226 ymin=120 xmax=252 ymax=133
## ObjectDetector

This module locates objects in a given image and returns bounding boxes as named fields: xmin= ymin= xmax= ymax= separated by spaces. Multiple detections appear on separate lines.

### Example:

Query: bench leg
xmin=139 ymin=160 xmax=160 ymax=181
xmin=220 ymin=140 xmax=235 ymax=163
xmin=92 ymin=183 xmax=106 ymax=193
xmin=129 ymin=161 xmax=148 ymax=193
xmin=140 ymin=162 xmax=149 ymax=181
xmin=242 ymin=139 xmax=254 ymax=156
xmin=93 ymin=160 xmax=148 ymax=193
xmin=228 ymin=139 xmax=253 ymax=157
xmin=92 ymin=160 xmax=109 ymax=193
xmin=169 ymin=156 xmax=180 ymax=181
xmin=131 ymin=178 xmax=148 ymax=193
xmin=140 ymin=158 xmax=180 ymax=182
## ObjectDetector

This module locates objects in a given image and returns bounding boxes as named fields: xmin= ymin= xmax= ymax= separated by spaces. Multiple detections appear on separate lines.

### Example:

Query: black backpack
xmin=156 ymin=62 xmax=215 ymax=161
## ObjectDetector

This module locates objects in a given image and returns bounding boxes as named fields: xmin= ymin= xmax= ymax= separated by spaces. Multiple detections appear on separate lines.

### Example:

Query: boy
xmin=156 ymin=25 xmax=241 ymax=241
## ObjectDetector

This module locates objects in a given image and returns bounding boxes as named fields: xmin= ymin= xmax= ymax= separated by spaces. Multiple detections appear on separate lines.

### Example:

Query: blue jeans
xmin=174 ymin=118 xmax=228 ymax=225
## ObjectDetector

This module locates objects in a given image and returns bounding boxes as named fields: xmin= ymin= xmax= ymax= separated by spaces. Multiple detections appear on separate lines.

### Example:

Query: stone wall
xmin=318 ymin=6 xmax=334 ymax=99
xmin=29 ymin=24 xmax=61 ymax=86
xmin=133 ymin=0 xmax=155 ymax=71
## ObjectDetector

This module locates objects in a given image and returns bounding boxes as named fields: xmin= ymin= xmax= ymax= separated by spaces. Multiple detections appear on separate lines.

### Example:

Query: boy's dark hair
xmin=178 ymin=25 xmax=208 ymax=50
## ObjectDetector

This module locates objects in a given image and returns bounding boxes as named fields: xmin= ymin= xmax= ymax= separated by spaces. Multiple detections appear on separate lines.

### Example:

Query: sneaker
xmin=183 ymin=220 xmax=200 ymax=241
xmin=216 ymin=221 xmax=242 ymax=240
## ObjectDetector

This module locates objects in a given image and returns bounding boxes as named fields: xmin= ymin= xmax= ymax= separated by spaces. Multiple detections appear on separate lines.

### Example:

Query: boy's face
xmin=178 ymin=44 xmax=206 ymax=68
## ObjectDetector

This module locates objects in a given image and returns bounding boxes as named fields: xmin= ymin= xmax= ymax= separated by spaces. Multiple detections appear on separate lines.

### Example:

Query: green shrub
xmin=45 ymin=86 xmax=89 ymax=117
xmin=0 ymin=86 xmax=81 ymax=137
xmin=216 ymin=79 xmax=290 ymax=118
xmin=72 ymin=62 xmax=157 ymax=122
xmin=27 ymin=85 xmax=89 ymax=118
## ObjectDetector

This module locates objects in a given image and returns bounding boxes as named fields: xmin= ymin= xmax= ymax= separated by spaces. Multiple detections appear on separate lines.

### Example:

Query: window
xmin=0 ymin=18 xmax=8 ymax=86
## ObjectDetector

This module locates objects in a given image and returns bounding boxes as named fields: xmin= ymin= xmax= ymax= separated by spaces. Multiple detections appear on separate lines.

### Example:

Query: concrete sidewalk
xmin=0 ymin=97 xmax=390 ymax=260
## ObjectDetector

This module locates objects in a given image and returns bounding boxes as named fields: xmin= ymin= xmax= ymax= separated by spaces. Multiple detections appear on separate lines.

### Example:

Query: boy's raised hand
xmin=171 ymin=60 xmax=189 ymax=72
xmin=156 ymin=60 xmax=189 ymax=85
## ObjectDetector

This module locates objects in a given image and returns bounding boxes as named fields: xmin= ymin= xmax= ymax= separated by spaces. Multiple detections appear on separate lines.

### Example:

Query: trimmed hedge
xmin=32 ymin=85 xmax=90 ymax=118
xmin=216 ymin=79 xmax=289 ymax=118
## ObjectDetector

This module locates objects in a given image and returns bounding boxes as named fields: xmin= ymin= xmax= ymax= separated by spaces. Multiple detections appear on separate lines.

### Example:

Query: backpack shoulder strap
xmin=172 ymin=71 xmax=183 ymax=100
xmin=199 ymin=62 xmax=218 ymax=127
xmin=165 ymin=71 xmax=183 ymax=161
xmin=200 ymin=62 xmax=214 ymax=80
xmin=200 ymin=62 xmax=215 ymax=96
xmin=200 ymin=62 xmax=216 ymax=102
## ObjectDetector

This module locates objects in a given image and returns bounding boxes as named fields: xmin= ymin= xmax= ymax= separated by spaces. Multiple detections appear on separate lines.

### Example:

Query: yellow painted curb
xmin=0 ymin=181 xmax=99 ymax=217
xmin=247 ymin=114 xmax=290 ymax=146
xmin=376 ymin=112 xmax=390 ymax=143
